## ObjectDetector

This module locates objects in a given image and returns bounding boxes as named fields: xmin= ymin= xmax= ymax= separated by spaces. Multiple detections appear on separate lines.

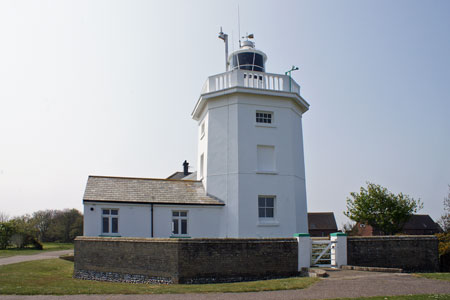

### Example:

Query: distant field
xmin=0 ymin=242 xmax=73 ymax=258
xmin=0 ymin=258 xmax=318 ymax=295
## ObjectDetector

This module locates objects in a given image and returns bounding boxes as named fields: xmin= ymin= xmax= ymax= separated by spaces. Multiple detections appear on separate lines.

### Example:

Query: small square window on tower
xmin=256 ymin=111 xmax=273 ymax=124
xmin=258 ymin=196 xmax=275 ymax=219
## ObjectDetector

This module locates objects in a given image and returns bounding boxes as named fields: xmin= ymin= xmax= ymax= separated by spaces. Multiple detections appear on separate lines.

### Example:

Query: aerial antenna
xmin=218 ymin=27 xmax=229 ymax=71
xmin=238 ymin=5 xmax=241 ymax=48
xmin=231 ymin=30 xmax=235 ymax=53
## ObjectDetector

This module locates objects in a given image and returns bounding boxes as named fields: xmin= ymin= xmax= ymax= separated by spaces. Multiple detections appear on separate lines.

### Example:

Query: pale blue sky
xmin=0 ymin=0 xmax=449 ymax=227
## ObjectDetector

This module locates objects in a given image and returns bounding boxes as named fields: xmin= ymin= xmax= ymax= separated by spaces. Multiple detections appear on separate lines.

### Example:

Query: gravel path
xmin=0 ymin=250 xmax=74 ymax=266
xmin=0 ymin=269 xmax=449 ymax=300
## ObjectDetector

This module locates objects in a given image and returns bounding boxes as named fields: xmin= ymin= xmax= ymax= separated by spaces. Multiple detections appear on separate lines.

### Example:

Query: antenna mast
xmin=218 ymin=27 xmax=229 ymax=71
xmin=238 ymin=5 xmax=241 ymax=48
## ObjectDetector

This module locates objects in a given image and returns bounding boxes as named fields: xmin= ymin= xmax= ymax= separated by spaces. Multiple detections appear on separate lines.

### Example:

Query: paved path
xmin=0 ymin=269 xmax=449 ymax=300
xmin=0 ymin=250 xmax=73 ymax=266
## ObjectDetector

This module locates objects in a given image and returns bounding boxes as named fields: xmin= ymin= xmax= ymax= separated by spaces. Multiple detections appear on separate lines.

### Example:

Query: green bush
xmin=0 ymin=222 xmax=15 ymax=249
xmin=31 ymin=238 xmax=43 ymax=250
xmin=437 ymin=232 xmax=450 ymax=256
xmin=0 ymin=209 xmax=83 ymax=249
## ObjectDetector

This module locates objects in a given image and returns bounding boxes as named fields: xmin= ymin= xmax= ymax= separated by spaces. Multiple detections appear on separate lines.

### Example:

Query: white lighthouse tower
xmin=192 ymin=33 xmax=309 ymax=238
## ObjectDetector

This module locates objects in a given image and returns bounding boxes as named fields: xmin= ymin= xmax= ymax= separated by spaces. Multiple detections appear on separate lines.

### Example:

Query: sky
xmin=0 ymin=0 xmax=449 ymax=228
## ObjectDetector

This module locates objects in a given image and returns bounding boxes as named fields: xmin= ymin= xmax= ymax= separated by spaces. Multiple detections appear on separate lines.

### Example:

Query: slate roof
xmin=83 ymin=176 xmax=224 ymax=206
xmin=308 ymin=212 xmax=338 ymax=230
xmin=402 ymin=214 xmax=440 ymax=230
xmin=166 ymin=171 xmax=192 ymax=180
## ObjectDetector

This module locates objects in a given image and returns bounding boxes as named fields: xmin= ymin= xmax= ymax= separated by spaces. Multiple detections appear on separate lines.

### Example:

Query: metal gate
xmin=311 ymin=238 xmax=336 ymax=267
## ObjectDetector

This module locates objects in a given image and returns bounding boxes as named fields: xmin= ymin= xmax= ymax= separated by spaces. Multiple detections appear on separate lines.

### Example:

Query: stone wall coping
xmin=348 ymin=235 xmax=437 ymax=241
xmin=75 ymin=236 xmax=297 ymax=243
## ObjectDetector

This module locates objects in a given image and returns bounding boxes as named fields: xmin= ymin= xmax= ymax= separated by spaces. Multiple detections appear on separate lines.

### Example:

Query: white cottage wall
xmin=151 ymin=205 xmax=223 ymax=238
xmin=84 ymin=202 xmax=152 ymax=237
xmin=84 ymin=202 xmax=223 ymax=238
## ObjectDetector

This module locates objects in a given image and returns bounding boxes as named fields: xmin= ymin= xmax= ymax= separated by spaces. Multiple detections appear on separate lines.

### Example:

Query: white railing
xmin=201 ymin=69 xmax=300 ymax=95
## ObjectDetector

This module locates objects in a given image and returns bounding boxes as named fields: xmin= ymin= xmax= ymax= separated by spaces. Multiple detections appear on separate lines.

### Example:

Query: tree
xmin=438 ymin=185 xmax=450 ymax=232
xmin=31 ymin=210 xmax=56 ymax=242
xmin=344 ymin=182 xmax=423 ymax=235
xmin=0 ymin=222 xmax=15 ymax=249
xmin=47 ymin=209 xmax=83 ymax=242
xmin=0 ymin=212 xmax=9 ymax=223
xmin=9 ymin=215 xmax=38 ymax=248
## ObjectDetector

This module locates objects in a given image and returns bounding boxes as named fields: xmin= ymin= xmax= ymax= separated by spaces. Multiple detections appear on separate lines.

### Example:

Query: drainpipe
xmin=151 ymin=204 xmax=154 ymax=237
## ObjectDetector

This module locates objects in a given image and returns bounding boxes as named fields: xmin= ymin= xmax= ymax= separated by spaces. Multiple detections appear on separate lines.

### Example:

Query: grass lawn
xmin=0 ymin=258 xmax=318 ymax=295
xmin=416 ymin=273 xmax=450 ymax=282
xmin=332 ymin=296 xmax=450 ymax=300
xmin=0 ymin=242 xmax=73 ymax=258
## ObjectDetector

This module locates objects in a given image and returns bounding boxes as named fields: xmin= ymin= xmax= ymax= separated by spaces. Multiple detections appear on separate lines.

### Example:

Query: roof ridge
xmin=88 ymin=175 xmax=201 ymax=183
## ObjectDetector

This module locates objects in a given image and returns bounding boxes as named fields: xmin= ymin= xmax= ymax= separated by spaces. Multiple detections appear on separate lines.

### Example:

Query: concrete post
xmin=330 ymin=232 xmax=347 ymax=268
xmin=294 ymin=233 xmax=311 ymax=271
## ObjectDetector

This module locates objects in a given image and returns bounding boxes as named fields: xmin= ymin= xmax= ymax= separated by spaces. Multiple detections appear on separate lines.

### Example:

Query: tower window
xmin=256 ymin=111 xmax=272 ymax=124
xmin=258 ymin=196 xmax=275 ymax=218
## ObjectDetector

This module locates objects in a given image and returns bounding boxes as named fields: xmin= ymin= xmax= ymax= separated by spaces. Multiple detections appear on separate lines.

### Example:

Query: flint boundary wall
xmin=347 ymin=236 xmax=439 ymax=272
xmin=74 ymin=237 xmax=298 ymax=284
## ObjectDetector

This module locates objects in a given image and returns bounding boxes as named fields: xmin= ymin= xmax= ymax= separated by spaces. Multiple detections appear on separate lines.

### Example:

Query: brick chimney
xmin=183 ymin=160 xmax=189 ymax=176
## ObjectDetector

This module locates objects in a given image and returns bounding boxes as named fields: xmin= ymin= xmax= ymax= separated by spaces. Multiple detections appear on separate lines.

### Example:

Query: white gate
xmin=295 ymin=232 xmax=347 ymax=270
xmin=311 ymin=238 xmax=336 ymax=267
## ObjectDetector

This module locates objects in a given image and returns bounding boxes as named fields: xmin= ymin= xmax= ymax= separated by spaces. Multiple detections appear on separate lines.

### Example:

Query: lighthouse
xmin=192 ymin=32 xmax=310 ymax=237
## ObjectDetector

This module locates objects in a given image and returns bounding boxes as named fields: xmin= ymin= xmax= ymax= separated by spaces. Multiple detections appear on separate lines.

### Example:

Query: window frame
xmin=258 ymin=196 xmax=275 ymax=219
xmin=171 ymin=210 xmax=189 ymax=237
xmin=255 ymin=110 xmax=275 ymax=128
xmin=101 ymin=208 xmax=119 ymax=236
xmin=257 ymin=195 xmax=279 ymax=226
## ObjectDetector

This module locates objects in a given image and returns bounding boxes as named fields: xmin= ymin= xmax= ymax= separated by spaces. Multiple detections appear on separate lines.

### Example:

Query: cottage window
xmin=102 ymin=209 xmax=118 ymax=234
xmin=256 ymin=111 xmax=272 ymax=124
xmin=172 ymin=211 xmax=188 ymax=236
xmin=258 ymin=196 xmax=275 ymax=218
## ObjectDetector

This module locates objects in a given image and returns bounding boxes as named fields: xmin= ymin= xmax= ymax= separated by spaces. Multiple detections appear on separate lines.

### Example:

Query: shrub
xmin=10 ymin=233 xmax=43 ymax=249
xmin=437 ymin=232 xmax=450 ymax=272
xmin=10 ymin=233 xmax=26 ymax=248
xmin=31 ymin=238 xmax=43 ymax=250
xmin=437 ymin=232 xmax=450 ymax=256
xmin=0 ymin=222 xmax=15 ymax=249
